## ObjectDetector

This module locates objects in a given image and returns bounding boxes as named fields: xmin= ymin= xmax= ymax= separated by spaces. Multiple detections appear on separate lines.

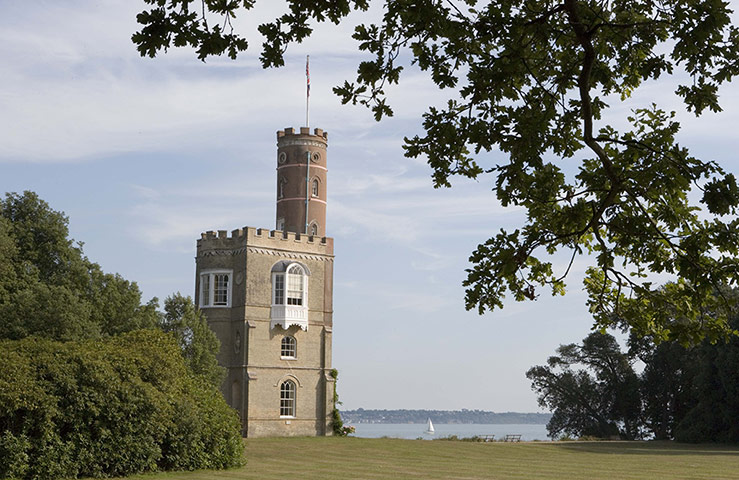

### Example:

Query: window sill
xmin=281 ymin=356 xmax=297 ymax=360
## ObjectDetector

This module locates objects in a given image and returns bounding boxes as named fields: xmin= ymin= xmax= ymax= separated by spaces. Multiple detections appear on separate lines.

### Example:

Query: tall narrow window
xmin=214 ymin=274 xmax=229 ymax=305
xmin=310 ymin=223 xmax=318 ymax=236
xmin=201 ymin=274 xmax=210 ymax=306
xmin=274 ymin=274 xmax=285 ymax=305
xmin=278 ymin=177 xmax=286 ymax=199
xmin=280 ymin=380 xmax=296 ymax=417
xmin=312 ymin=179 xmax=319 ymax=197
xmin=281 ymin=336 xmax=297 ymax=358
xmin=286 ymin=264 xmax=305 ymax=305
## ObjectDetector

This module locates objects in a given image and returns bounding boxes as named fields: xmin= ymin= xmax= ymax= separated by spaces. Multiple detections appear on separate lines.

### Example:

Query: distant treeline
xmin=340 ymin=409 xmax=552 ymax=424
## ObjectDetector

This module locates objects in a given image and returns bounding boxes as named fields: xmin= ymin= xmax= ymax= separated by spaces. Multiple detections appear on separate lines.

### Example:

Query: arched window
xmin=312 ymin=179 xmax=319 ymax=197
xmin=286 ymin=264 xmax=305 ymax=306
xmin=280 ymin=380 xmax=296 ymax=417
xmin=281 ymin=336 xmax=297 ymax=358
xmin=278 ymin=177 xmax=286 ymax=199
xmin=310 ymin=223 xmax=318 ymax=236
xmin=271 ymin=261 xmax=310 ymax=331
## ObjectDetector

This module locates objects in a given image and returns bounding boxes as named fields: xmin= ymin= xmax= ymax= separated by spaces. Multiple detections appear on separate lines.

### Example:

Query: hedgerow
xmin=0 ymin=329 xmax=243 ymax=479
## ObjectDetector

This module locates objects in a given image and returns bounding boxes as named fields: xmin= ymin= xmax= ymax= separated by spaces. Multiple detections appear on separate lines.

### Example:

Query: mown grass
xmin=122 ymin=437 xmax=739 ymax=480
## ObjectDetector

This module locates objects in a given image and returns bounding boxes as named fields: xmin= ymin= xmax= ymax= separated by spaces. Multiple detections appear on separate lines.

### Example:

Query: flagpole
xmin=305 ymin=55 xmax=311 ymax=234
xmin=306 ymin=55 xmax=310 ymax=128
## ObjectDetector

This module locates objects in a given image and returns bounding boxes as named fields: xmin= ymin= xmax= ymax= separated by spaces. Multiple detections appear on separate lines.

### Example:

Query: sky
xmin=3 ymin=1 xmax=739 ymax=413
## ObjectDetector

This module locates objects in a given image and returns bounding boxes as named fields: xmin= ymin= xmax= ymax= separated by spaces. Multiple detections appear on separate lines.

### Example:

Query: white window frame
xmin=277 ymin=217 xmax=285 ymax=231
xmin=272 ymin=264 xmax=308 ymax=307
xmin=271 ymin=262 xmax=309 ymax=331
xmin=286 ymin=264 xmax=305 ymax=306
xmin=280 ymin=380 xmax=296 ymax=418
xmin=199 ymin=269 xmax=233 ymax=308
xmin=281 ymin=336 xmax=297 ymax=359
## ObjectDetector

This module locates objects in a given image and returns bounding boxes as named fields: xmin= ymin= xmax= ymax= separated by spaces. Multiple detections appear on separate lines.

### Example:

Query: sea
xmin=349 ymin=423 xmax=550 ymax=441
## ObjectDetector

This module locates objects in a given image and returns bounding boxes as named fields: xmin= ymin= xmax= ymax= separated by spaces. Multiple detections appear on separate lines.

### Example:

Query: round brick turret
xmin=275 ymin=127 xmax=328 ymax=237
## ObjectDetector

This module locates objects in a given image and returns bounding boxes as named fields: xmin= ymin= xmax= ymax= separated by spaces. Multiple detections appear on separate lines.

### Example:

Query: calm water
xmin=350 ymin=423 xmax=550 ymax=441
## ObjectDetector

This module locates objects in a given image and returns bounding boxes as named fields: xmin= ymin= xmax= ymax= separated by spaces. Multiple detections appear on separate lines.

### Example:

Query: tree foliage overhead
xmin=133 ymin=1 xmax=739 ymax=343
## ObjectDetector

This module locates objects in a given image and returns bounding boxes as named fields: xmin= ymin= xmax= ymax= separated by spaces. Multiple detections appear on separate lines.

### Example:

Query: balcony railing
xmin=270 ymin=304 xmax=309 ymax=331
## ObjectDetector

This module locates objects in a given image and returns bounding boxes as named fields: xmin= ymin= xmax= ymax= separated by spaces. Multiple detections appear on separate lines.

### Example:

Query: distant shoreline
xmin=341 ymin=409 xmax=552 ymax=425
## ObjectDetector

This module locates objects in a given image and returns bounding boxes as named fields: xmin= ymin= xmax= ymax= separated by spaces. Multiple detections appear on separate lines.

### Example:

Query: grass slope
xmin=123 ymin=437 xmax=739 ymax=480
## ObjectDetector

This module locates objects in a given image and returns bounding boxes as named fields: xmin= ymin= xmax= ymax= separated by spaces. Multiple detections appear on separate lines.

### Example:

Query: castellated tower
xmin=276 ymin=127 xmax=328 ymax=237
xmin=194 ymin=127 xmax=334 ymax=438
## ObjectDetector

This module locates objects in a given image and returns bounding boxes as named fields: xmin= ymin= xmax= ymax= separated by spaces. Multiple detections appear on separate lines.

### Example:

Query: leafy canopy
xmin=0 ymin=191 xmax=158 ymax=341
xmin=158 ymin=293 xmax=225 ymax=387
xmin=133 ymin=1 xmax=739 ymax=343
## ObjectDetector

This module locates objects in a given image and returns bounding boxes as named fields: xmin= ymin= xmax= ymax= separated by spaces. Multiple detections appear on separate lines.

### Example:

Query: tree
xmin=133 ymin=1 xmax=739 ymax=343
xmin=630 ymin=334 xmax=699 ymax=440
xmin=527 ymin=332 xmax=642 ymax=439
xmin=673 ymin=306 xmax=739 ymax=443
xmin=0 ymin=191 xmax=158 ymax=341
xmin=531 ymin=288 xmax=739 ymax=442
xmin=158 ymin=293 xmax=225 ymax=387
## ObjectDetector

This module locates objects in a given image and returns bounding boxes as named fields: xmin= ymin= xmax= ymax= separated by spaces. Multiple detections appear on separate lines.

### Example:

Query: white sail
xmin=425 ymin=418 xmax=435 ymax=434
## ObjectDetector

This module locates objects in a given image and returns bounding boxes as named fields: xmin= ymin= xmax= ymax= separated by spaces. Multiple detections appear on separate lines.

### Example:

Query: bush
xmin=0 ymin=330 xmax=243 ymax=479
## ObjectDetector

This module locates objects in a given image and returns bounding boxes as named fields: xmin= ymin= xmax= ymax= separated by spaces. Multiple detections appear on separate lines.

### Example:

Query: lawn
xmin=124 ymin=437 xmax=739 ymax=480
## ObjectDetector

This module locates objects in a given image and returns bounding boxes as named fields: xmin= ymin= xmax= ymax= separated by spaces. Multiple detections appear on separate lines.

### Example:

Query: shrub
xmin=0 ymin=330 xmax=243 ymax=479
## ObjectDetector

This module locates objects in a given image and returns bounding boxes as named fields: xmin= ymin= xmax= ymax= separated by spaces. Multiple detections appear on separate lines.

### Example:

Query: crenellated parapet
xmin=277 ymin=127 xmax=328 ymax=143
xmin=197 ymin=226 xmax=334 ymax=258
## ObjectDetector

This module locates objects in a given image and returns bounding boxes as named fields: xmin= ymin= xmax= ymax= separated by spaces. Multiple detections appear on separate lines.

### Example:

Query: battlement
xmin=198 ymin=226 xmax=332 ymax=252
xmin=277 ymin=127 xmax=328 ymax=141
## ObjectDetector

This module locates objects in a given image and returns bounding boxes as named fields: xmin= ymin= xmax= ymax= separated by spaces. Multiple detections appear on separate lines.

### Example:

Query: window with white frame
xmin=280 ymin=380 xmax=296 ymax=417
xmin=270 ymin=261 xmax=310 ymax=331
xmin=286 ymin=264 xmax=305 ymax=305
xmin=201 ymin=274 xmax=211 ymax=307
xmin=312 ymin=179 xmax=319 ymax=197
xmin=310 ymin=223 xmax=318 ymax=236
xmin=274 ymin=273 xmax=285 ymax=304
xmin=281 ymin=336 xmax=297 ymax=358
xmin=200 ymin=270 xmax=232 ymax=307
xmin=277 ymin=217 xmax=285 ymax=231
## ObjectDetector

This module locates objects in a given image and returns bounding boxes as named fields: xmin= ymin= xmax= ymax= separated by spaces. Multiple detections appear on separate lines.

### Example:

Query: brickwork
xmin=275 ymin=127 xmax=328 ymax=237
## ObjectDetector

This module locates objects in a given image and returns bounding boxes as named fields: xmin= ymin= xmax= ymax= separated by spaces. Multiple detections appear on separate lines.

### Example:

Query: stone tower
xmin=194 ymin=127 xmax=334 ymax=437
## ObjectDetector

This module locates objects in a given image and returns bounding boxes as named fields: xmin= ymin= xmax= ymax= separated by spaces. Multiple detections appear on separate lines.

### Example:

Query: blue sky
xmin=3 ymin=1 xmax=739 ymax=412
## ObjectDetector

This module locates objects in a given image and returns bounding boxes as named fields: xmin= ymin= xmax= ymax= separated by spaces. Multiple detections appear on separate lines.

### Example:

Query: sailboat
xmin=424 ymin=418 xmax=435 ymax=435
